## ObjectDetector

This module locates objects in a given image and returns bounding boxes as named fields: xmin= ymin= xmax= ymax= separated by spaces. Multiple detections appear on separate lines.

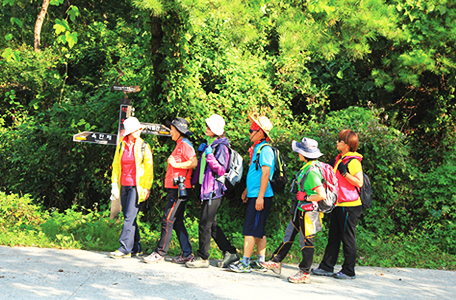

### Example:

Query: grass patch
xmin=1 ymin=192 xmax=455 ymax=270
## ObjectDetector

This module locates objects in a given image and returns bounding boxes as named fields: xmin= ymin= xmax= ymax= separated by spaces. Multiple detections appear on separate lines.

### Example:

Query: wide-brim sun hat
xmin=292 ymin=137 xmax=323 ymax=159
xmin=248 ymin=114 xmax=273 ymax=141
xmin=166 ymin=117 xmax=193 ymax=136
xmin=206 ymin=114 xmax=225 ymax=136
xmin=123 ymin=117 xmax=146 ymax=136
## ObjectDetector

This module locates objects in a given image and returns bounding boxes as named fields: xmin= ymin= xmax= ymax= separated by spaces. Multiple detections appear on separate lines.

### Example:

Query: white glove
xmin=111 ymin=183 xmax=120 ymax=200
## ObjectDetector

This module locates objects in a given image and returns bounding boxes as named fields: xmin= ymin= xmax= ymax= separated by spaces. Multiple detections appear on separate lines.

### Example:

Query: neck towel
xmin=199 ymin=137 xmax=217 ymax=184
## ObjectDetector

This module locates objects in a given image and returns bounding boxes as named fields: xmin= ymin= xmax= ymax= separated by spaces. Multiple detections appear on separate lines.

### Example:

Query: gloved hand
xmin=297 ymin=191 xmax=307 ymax=201
xmin=204 ymin=145 xmax=213 ymax=155
xmin=198 ymin=143 xmax=207 ymax=152
xmin=111 ymin=183 xmax=119 ymax=200
xmin=337 ymin=162 xmax=348 ymax=176
xmin=298 ymin=201 xmax=317 ymax=212
xmin=141 ymin=188 xmax=150 ymax=201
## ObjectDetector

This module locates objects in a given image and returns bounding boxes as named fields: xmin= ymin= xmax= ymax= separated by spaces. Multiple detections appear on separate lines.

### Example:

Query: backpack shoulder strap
xmin=346 ymin=157 xmax=362 ymax=194
xmin=298 ymin=165 xmax=316 ymax=191
xmin=118 ymin=141 xmax=123 ymax=154
xmin=254 ymin=143 xmax=273 ymax=170
xmin=346 ymin=157 xmax=363 ymax=173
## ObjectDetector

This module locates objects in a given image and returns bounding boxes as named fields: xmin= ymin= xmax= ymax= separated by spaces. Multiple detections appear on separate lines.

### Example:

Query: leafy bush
xmin=356 ymin=226 xmax=456 ymax=270
xmin=0 ymin=192 xmax=48 ymax=230
xmin=415 ymin=145 xmax=456 ymax=254
xmin=39 ymin=204 xmax=119 ymax=250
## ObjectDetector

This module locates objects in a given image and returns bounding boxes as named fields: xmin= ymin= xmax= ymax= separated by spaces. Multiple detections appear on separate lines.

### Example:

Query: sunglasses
xmin=249 ymin=129 xmax=259 ymax=133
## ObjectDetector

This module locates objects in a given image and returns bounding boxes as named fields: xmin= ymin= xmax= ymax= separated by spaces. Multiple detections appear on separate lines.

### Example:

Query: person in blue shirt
xmin=229 ymin=114 xmax=275 ymax=273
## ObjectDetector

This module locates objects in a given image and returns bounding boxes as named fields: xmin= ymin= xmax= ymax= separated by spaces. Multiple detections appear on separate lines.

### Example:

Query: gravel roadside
xmin=1 ymin=246 xmax=455 ymax=300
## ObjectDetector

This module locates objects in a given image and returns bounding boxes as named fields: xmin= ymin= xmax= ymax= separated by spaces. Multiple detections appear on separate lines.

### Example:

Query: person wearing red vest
xmin=312 ymin=129 xmax=364 ymax=279
xmin=143 ymin=117 xmax=198 ymax=264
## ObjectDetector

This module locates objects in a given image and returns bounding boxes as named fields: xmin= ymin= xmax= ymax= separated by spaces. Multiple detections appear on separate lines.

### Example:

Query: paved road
xmin=0 ymin=246 xmax=455 ymax=300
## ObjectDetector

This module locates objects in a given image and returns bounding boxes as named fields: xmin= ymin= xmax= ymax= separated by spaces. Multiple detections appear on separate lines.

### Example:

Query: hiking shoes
xmin=228 ymin=261 xmax=251 ymax=273
xmin=172 ymin=253 xmax=194 ymax=264
xmin=131 ymin=251 xmax=143 ymax=257
xmin=143 ymin=252 xmax=164 ymax=263
xmin=288 ymin=270 xmax=311 ymax=284
xmin=262 ymin=261 xmax=282 ymax=275
xmin=333 ymin=271 xmax=356 ymax=280
xmin=312 ymin=268 xmax=334 ymax=276
xmin=250 ymin=261 xmax=267 ymax=272
xmin=109 ymin=250 xmax=131 ymax=259
xmin=185 ymin=256 xmax=209 ymax=268
xmin=217 ymin=252 xmax=240 ymax=268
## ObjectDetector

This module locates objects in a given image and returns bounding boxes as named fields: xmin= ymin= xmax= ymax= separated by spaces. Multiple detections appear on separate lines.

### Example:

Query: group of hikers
xmin=108 ymin=113 xmax=365 ymax=284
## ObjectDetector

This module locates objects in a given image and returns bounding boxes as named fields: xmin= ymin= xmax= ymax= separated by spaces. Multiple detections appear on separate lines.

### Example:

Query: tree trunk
xmin=149 ymin=14 xmax=164 ymax=99
xmin=34 ymin=0 xmax=50 ymax=52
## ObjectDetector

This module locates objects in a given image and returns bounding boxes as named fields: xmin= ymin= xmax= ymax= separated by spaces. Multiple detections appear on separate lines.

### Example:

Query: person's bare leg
xmin=244 ymin=236 xmax=256 ymax=258
xmin=255 ymin=236 xmax=267 ymax=256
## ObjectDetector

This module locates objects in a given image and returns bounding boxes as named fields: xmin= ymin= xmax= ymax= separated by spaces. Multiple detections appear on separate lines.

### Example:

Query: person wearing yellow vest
xmin=312 ymin=129 xmax=363 ymax=279
xmin=109 ymin=117 xmax=154 ymax=258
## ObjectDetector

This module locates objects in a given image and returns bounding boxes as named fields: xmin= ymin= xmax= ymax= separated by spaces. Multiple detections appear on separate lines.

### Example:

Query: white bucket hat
xmin=123 ymin=117 xmax=145 ymax=136
xmin=292 ymin=137 xmax=323 ymax=159
xmin=206 ymin=114 xmax=225 ymax=136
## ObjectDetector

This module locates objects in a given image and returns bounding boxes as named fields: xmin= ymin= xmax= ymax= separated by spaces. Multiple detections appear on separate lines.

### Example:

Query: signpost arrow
xmin=111 ymin=85 xmax=140 ymax=93
xmin=73 ymin=131 xmax=117 ymax=145
xmin=141 ymin=122 xmax=171 ymax=136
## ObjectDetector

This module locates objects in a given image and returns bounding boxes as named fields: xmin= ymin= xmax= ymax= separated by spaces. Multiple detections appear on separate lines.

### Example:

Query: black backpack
xmin=347 ymin=158 xmax=373 ymax=209
xmin=254 ymin=143 xmax=287 ymax=194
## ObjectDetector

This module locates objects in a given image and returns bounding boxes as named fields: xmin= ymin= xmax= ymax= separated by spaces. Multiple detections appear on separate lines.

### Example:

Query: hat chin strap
xmin=176 ymin=131 xmax=183 ymax=140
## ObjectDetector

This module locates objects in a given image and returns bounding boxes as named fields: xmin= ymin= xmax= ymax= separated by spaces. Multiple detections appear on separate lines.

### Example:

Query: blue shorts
xmin=242 ymin=197 xmax=273 ymax=238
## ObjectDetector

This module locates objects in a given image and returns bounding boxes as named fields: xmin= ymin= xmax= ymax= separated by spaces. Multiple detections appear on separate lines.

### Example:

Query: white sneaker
xmin=143 ymin=252 xmax=164 ymax=263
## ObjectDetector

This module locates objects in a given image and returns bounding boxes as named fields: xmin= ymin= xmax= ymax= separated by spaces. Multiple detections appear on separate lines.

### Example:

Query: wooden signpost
xmin=73 ymin=68 xmax=170 ymax=219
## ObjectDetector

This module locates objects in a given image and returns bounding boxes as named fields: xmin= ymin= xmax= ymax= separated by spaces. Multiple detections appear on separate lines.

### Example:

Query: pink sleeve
xmin=206 ymin=153 xmax=226 ymax=176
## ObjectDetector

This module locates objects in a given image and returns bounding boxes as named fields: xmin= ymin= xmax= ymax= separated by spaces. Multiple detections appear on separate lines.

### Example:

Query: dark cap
xmin=166 ymin=117 xmax=192 ymax=136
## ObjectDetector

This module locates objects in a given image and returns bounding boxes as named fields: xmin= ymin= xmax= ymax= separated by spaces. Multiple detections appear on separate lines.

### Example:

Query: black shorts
xmin=242 ymin=197 xmax=273 ymax=238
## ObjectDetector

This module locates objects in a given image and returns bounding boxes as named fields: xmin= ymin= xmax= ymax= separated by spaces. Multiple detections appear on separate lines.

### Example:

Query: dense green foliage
xmin=1 ymin=0 xmax=456 ymax=268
